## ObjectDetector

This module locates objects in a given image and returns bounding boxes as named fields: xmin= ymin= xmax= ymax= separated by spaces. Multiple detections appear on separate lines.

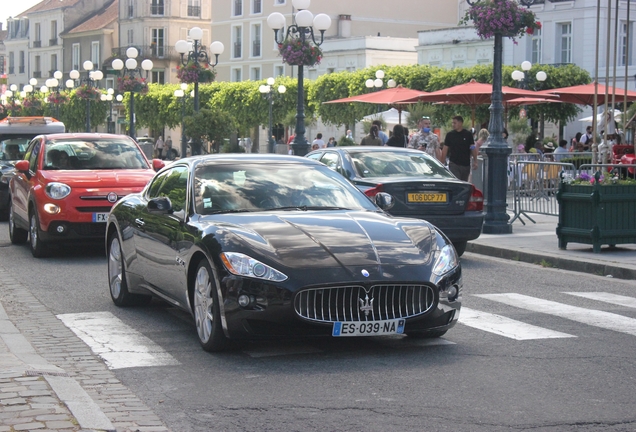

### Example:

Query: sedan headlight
xmin=432 ymin=244 xmax=459 ymax=276
xmin=220 ymin=252 xmax=288 ymax=282
xmin=45 ymin=182 xmax=71 ymax=199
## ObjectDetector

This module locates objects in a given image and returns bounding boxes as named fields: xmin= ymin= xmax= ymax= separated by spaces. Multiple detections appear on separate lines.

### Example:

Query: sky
xmin=1 ymin=0 xmax=42 ymax=28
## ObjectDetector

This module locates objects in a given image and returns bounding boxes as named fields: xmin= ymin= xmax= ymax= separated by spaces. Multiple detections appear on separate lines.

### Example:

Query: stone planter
xmin=556 ymin=175 xmax=636 ymax=253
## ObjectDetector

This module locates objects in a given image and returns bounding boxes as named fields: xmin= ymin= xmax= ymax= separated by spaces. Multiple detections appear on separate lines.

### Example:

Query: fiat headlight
xmin=432 ymin=244 xmax=459 ymax=276
xmin=45 ymin=182 xmax=71 ymax=199
xmin=220 ymin=252 xmax=288 ymax=282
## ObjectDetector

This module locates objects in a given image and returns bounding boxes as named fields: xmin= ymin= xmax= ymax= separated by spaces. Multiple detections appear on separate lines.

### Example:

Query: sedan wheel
xmin=29 ymin=211 xmax=49 ymax=258
xmin=108 ymin=234 xmax=151 ymax=307
xmin=193 ymin=259 xmax=228 ymax=352
xmin=8 ymin=201 xmax=28 ymax=244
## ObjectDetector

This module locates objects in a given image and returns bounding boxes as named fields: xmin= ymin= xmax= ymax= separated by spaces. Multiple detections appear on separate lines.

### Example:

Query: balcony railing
xmin=187 ymin=5 xmax=201 ymax=17
xmin=33 ymin=71 xmax=42 ymax=78
xmin=33 ymin=40 xmax=41 ymax=48
xmin=112 ymin=45 xmax=184 ymax=62
xmin=234 ymin=42 xmax=242 ymax=58
xmin=49 ymin=38 xmax=58 ymax=46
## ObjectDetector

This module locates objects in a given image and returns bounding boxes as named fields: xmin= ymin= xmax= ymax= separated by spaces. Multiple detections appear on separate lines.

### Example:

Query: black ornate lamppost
xmin=267 ymin=0 xmax=331 ymax=156
xmin=365 ymin=69 xmax=396 ymax=113
xmin=45 ymin=70 xmax=68 ymax=119
xmin=511 ymin=60 xmax=547 ymax=136
xmin=4 ymin=84 xmax=19 ymax=116
xmin=111 ymin=47 xmax=153 ymax=139
xmin=174 ymin=27 xmax=224 ymax=157
xmin=70 ymin=61 xmax=103 ymax=132
xmin=259 ymin=77 xmax=287 ymax=153
xmin=466 ymin=0 xmax=537 ymax=234
xmin=100 ymin=88 xmax=115 ymax=133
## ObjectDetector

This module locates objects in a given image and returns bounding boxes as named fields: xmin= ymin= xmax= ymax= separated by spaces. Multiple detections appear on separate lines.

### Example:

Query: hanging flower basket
xmin=47 ymin=93 xmax=69 ymax=105
xmin=278 ymin=38 xmax=322 ymax=67
xmin=75 ymin=85 xmax=102 ymax=100
xmin=22 ymin=96 xmax=43 ymax=110
xmin=177 ymin=62 xmax=216 ymax=84
xmin=460 ymin=0 xmax=542 ymax=41
xmin=117 ymin=76 xmax=149 ymax=94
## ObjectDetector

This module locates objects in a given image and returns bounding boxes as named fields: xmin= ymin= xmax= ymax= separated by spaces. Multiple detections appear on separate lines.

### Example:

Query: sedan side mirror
xmin=14 ymin=160 xmax=30 ymax=172
xmin=374 ymin=192 xmax=395 ymax=211
xmin=148 ymin=196 xmax=173 ymax=214
xmin=152 ymin=159 xmax=165 ymax=171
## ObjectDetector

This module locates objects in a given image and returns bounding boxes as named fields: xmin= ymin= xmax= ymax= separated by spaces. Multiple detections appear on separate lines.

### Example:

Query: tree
xmin=183 ymin=108 xmax=237 ymax=149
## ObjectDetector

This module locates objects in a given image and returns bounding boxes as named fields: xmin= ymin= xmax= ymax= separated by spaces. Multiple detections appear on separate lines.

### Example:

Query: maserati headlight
xmin=432 ymin=244 xmax=459 ymax=276
xmin=45 ymin=182 xmax=71 ymax=199
xmin=220 ymin=252 xmax=288 ymax=282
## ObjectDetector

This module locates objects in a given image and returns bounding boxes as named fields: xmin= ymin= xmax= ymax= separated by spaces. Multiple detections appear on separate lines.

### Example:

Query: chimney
xmin=338 ymin=15 xmax=351 ymax=38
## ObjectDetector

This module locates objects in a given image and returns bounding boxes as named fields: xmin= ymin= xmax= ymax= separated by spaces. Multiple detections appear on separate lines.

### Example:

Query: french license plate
xmin=407 ymin=192 xmax=447 ymax=203
xmin=92 ymin=212 xmax=109 ymax=222
xmin=332 ymin=319 xmax=405 ymax=337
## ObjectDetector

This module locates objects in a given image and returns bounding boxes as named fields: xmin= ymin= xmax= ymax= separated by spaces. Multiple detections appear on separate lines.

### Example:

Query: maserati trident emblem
xmin=107 ymin=192 xmax=118 ymax=203
xmin=361 ymin=269 xmax=369 ymax=277
xmin=359 ymin=294 xmax=374 ymax=317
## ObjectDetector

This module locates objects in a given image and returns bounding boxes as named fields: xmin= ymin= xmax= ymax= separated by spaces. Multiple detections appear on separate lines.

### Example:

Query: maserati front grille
xmin=294 ymin=284 xmax=437 ymax=323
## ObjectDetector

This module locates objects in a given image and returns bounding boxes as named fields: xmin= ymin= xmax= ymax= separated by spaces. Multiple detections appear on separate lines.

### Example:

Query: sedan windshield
xmin=43 ymin=139 xmax=149 ymax=170
xmin=194 ymin=163 xmax=377 ymax=215
xmin=349 ymin=150 xmax=454 ymax=179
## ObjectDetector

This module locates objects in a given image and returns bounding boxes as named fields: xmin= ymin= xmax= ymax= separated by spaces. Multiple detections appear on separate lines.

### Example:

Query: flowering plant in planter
xmin=177 ymin=62 xmax=216 ymax=84
xmin=47 ymin=93 xmax=69 ymax=105
xmin=278 ymin=38 xmax=323 ymax=66
xmin=117 ymin=76 xmax=149 ymax=94
xmin=460 ymin=0 xmax=542 ymax=41
xmin=75 ymin=85 xmax=101 ymax=100
xmin=562 ymin=171 xmax=636 ymax=186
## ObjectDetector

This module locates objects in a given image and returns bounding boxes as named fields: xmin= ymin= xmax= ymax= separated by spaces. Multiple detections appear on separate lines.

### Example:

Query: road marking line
xmin=459 ymin=307 xmax=575 ymax=340
xmin=563 ymin=292 xmax=636 ymax=309
xmin=476 ymin=293 xmax=636 ymax=337
xmin=57 ymin=312 xmax=180 ymax=369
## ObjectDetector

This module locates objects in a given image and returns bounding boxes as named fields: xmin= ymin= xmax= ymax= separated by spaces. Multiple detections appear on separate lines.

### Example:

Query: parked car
xmin=0 ymin=117 xmax=66 ymax=220
xmin=306 ymin=146 xmax=484 ymax=256
xmin=106 ymin=154 xmax=462 ymax=352
xmin=8 ymin=133 xmax=164 ymax=257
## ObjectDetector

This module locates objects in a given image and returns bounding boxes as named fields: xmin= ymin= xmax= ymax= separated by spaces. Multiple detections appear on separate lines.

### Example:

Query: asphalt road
xmin=1 ymin=223 xmax=636 ymax=431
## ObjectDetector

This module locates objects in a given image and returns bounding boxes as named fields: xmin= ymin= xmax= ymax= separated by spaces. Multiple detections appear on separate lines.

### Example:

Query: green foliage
xmin=183 ymin=108 xmax=236 ymax=146
xmin=221 ymin=140 xmax=245 ymax=153
xmin=337 ymin=136 xmax=355 ymax=146
xmin=406 ymin=103 xmax=437 ymax=130
xmin=55 ymin=89 xmax=108 ymax=132
xmin=560 ymin=156 xmax=592 ymax=169
xmin=507 ymin=117 xmax=532 ymax=145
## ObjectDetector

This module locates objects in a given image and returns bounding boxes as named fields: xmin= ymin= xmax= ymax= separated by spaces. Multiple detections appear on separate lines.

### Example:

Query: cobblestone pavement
xmin=0 ymin=264 xmax=170 ymax=432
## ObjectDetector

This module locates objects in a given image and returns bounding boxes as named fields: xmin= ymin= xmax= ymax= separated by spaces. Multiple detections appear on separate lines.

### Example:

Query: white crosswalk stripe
xmin=459 ymin=307 xmax=576 ymax=340
xmin=475 ymin=293 xmax=636 ymax=337
xmin=563 ymin=292 xmax=636 ymax=309
xmin=57 ymin=312 xmax=180 ymax=370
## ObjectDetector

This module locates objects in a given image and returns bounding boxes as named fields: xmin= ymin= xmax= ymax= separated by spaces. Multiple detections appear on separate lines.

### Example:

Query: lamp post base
xmin=481 ymin=146 xmax=512 ymax=235
xmin=291 ymin=142 xmax=310 ymax=157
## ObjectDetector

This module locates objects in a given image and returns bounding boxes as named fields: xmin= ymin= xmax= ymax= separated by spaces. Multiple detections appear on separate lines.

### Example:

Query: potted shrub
xmin=556 ymin=171 xmax=636 ymax=252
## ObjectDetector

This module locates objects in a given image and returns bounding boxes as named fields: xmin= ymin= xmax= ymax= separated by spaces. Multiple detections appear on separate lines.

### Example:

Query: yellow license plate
xmin=407 ymin=192 xmax=447 ymax=203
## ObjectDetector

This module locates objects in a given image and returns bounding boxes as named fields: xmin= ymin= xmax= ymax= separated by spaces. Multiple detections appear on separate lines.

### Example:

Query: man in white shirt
xmin=312 ymin=133 xmax=326 ymax=149
xmin=579 ymin=126 xmax=593 ymax=150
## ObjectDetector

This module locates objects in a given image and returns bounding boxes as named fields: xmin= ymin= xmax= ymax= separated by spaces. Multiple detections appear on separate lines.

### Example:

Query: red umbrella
xmin=394 ymin=80 xmax=558 ymax=127
xmin=323 ymin=85 xmax=429 ymax=124
xmin=536 ymin=82 xmax=636 ymax=106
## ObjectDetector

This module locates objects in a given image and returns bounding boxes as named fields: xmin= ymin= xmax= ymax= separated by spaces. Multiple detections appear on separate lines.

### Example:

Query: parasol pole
xmin=625 ymin=0 xmax=630 ymax=130
xmin=610 ymin=0 xmax=619 ymax=146
xmin=603 ymin=0 xmax=612 ymax=162
xmin=593 ymin=0 xmax=601 ymax=164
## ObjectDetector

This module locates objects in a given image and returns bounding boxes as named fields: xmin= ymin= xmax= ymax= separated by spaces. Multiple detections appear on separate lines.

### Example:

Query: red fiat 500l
xmin=8 ymin=133 xmax=164 ymax=257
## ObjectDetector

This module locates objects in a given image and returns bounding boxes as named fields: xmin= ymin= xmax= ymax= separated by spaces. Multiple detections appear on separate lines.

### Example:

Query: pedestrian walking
xmin=154 ymin=135 xmax=164 ymax=159
xmin=372 ymin=120 xmax=389 ymax=145
xmin=410 ymin=116 xmax=441 ymax=161
xmin=386 ymin=125 xmax=406 ymax=148
xmin=312 ymin=133 xmax=326 ymax=149
xmin=475 ymin=128 xmax=489 ymax=152
xmin=441 ymin=115 xmax=477 ymax=182
xmin=360 ymin=125 xmax=383 ymax=146
xmin=164 ymin=136 xmax=173 ymax=159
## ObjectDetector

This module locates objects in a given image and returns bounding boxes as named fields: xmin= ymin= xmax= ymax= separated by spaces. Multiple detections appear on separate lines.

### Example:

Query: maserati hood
xmin=209 ymin=211 xmax=436 ymax=269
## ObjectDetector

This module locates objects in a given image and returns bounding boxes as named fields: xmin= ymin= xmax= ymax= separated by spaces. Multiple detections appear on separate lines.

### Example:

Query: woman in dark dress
xmin=386 ymin=124 xmax=406 ymax=148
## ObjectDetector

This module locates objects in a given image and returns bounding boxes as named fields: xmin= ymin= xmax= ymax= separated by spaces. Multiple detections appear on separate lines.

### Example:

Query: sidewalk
xmin=0 ymin=267 xmax=170 ymax=432
xmin=467 ymin=212 xmax=636 ymax=280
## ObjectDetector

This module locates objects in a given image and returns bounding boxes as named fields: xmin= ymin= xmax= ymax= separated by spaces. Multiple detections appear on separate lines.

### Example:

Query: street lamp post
xmin=100 ymin=88 xmax=115 ymax=133
xmin=70 ymin=61 xmax=103 ymax=132
xmin=111 ymin=47 xmax=153 ymax=139
xmin=365 ymin=69 xmax=397 ymax=112
xmin=4 ymin=84 xmax=19 ymax=116
xmin=259 ymin=77 xmax=287 ymax=153
xmin=511 ymin=60 xmax=547 ymax=137
xmin=45 ymin=71 xmax=65 ymax=119
xmin=267 ymin=0 xmax=331 ymax=156
xmin=174 ymin=83 xmax=189 ymax=159
xmin=466 ymin=0 xmax=537 ymax=235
